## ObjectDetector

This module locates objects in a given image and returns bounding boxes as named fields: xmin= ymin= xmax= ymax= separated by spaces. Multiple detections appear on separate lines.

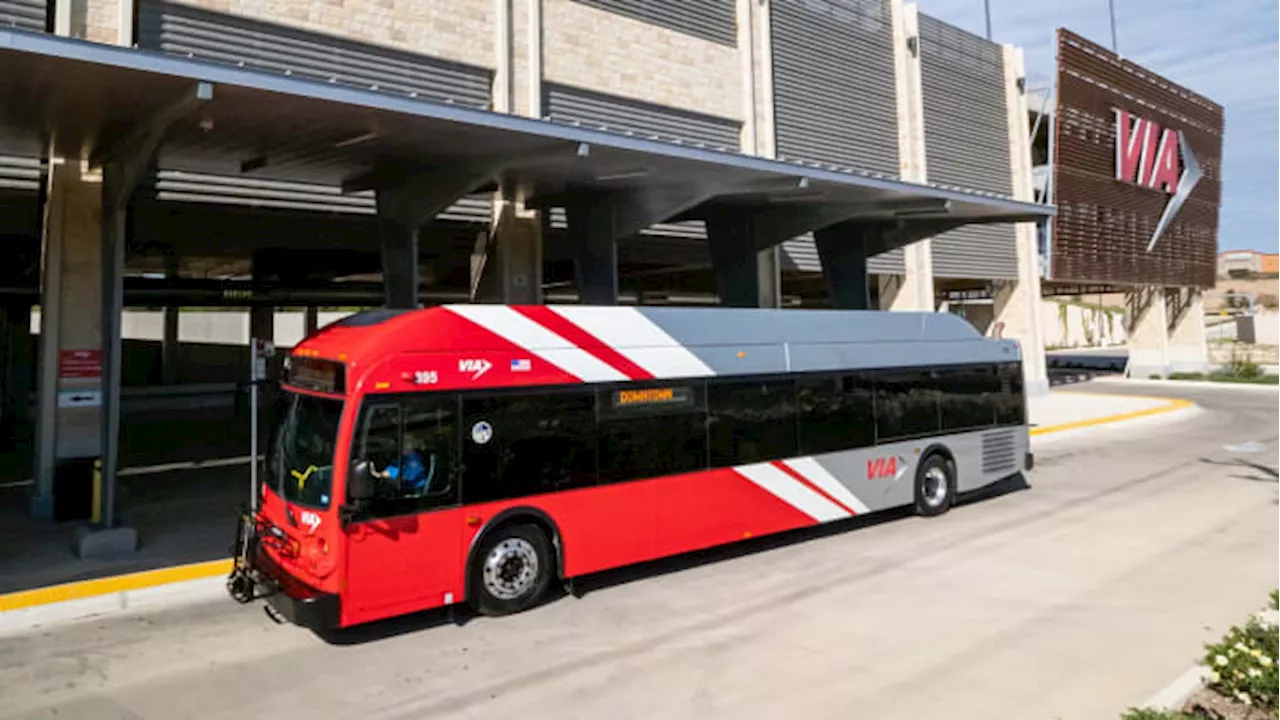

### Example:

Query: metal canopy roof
xmin=0 ymin=27 xmax=1054 ymax=228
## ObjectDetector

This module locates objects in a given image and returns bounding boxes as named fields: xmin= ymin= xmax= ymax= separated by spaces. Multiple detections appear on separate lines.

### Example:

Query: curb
xmin=1143 ymin=665 xmax=1209 ymax=711
xmin=0 ymin=559 xmax=231 ymax=635
xmin=1030 ymin=394 xmax=1194 ymax=437
xmin=0 ymin=393 xmax=1201 ymax=634
xmin=1091 ymin=376 xmax=1280 ymax=392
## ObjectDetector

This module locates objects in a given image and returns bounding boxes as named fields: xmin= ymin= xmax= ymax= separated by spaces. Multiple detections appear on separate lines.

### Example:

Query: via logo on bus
xmin=866 ymin=455 xmax=908 ymax=482
xmin=458 ymin=358 xmax=493 ymax=380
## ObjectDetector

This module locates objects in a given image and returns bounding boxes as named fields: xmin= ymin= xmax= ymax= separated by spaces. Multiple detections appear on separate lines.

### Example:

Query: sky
xmin=918 ymin=0 xmax=1280 ymax=254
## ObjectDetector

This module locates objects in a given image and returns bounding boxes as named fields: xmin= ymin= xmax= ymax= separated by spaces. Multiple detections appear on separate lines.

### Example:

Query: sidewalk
xmin=0 ymin=385 xmax=1199 ymax=629
xmin=1027 ymin=389 xmax=1189 ymax=434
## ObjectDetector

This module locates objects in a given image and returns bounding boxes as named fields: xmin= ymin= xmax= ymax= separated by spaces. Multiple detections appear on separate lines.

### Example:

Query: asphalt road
xmin=1 ymin=383 xmax=1276 ymax=720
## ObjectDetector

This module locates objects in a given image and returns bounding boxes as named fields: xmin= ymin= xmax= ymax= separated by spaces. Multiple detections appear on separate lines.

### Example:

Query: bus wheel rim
xmin=483 ymin=538 xmax=539 ymax=600
xmin=923 ymin=466 xmax=949 ymax=506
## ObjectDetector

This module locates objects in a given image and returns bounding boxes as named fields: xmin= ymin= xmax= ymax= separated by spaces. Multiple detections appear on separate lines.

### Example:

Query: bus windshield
xmin=268 ymin=391 xmax=343 ymax=510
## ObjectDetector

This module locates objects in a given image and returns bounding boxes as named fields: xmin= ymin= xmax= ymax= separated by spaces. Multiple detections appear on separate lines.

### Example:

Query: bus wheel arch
xmin=914 ymin=444 xmax=957 ymax=517
xmin=464 ymin=507 xmax=563 ymax=614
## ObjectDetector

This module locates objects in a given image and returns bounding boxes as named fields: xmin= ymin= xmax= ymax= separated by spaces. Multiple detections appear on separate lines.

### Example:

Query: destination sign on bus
xmin=613 ymin=386 xmax=692 ymax=408
xmin=285 ymin=357 xmax=345 ymax=394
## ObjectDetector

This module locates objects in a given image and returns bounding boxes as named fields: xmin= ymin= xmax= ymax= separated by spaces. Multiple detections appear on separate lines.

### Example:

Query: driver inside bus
xmin=371 ymin=436 xmax=435 ymax=496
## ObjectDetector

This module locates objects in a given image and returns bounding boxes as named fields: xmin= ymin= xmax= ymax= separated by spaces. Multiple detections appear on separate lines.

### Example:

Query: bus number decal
xmin=413 ymin=370 xmax=438 ymax=385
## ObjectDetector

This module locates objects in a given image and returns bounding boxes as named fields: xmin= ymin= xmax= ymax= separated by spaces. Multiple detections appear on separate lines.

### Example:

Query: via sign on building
xmin=1112 ymin=108 xmax=1203 ymax=252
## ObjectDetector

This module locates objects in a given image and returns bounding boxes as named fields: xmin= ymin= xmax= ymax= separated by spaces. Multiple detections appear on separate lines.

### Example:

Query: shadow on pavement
xmin=316 ymin=472 xmax=1033 ymax=646
xmin=1199 ymin=456 xmax=1279 ymax=483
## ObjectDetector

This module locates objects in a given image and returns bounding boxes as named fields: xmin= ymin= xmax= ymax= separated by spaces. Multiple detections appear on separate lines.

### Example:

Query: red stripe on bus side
xmin=769 ymin=460 xmax=859 ymax=517
xmin=514 ymin=306 xmax=656 ymax=381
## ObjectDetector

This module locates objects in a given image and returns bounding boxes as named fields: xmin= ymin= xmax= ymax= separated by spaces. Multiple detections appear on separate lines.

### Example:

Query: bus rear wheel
xmin=470 ymin=523 xmax=553 ymax=616
xmin=914 ymin=453 xmax=955 ymax=517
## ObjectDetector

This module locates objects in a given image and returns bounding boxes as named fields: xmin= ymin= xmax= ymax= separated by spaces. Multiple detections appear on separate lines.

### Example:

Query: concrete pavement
xmin=0 ymin=382 xmax=1274 ymax=720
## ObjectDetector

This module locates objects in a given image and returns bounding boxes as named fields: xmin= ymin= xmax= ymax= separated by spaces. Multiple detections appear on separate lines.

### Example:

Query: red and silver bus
xmin=228 ymin=305 xmax=1031 ymax=628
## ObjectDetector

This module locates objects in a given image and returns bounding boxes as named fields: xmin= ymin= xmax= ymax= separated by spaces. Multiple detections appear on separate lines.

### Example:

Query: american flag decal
xmin=510 ymin=358 xmax=531 ymax=372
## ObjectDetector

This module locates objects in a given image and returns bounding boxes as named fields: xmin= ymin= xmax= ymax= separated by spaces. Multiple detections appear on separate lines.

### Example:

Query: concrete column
xmin=995 ymin=44 xmax=1049 ymax=395
xmin=161 ymin=307 xmax=179 ymax=384
xmin=1167 ymin=288 xmax=1209 ymax=374
xmin=0 ymin=303 xmax=33 ymax=444
xmin=32 ymin=159 xmax=104 ymax=519
xmin=566 ymin=199 xmax=617 ymax=305
xmin=249 ymin=306 xmax=274 ymax=348
xmin=1126 ymin=286 xmax=1168 ymax=378
xmin=739 ymin=0 xmax=776 ymax=158
xmin=493 ymin=198 xmax=543 ymax=304
xmin=813 ymin=223 xmax=871 ymax=310
xmin=304 ymin=306 xmax=319 ymax=336
xmin=885 ymin=0 xmax=935 ymax=311
xmin=706 ymin=212 xmax=781 ymax=308
xmin=161 ymin=253 xmax=179 ymax=385
xmin=377 ymin=216 xmax=419 ymax=309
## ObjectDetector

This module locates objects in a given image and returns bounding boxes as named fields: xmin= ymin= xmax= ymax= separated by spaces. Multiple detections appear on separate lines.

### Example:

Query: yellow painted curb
xmin=1030 ymin=394 xmax=1193 ymax=436
xmin=0 ymin=558 xmax=232 ymax=613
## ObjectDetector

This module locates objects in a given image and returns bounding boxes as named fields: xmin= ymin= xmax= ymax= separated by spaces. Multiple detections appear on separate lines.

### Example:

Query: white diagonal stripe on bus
xmin=734 ymin=462 xmax=849 ymax=523
xmin=549 ymin=306 xmax=714 ymax=379
xmin=781 ymin=457 xmax=871 ymax=515
xmin=444 ymin=306 xmax=627 ymax=383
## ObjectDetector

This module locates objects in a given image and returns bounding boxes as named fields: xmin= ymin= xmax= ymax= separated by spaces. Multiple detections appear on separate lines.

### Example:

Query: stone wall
xmin=541 ymin=0 xmax=742 ymax=122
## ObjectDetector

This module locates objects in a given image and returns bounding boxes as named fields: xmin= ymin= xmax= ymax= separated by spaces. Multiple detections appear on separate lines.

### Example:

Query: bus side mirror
xmin=347 ymin=459 xmax=376 ymax=502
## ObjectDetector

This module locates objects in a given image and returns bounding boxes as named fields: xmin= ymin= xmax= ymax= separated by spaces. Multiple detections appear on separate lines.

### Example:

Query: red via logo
xmin=1114 ymin=109 xmax=1182 ymax=194
xmin=866 ymin=456 xmax=897 ymax=480
xmin=1112 ymin=108 xmax=1204 ymax=253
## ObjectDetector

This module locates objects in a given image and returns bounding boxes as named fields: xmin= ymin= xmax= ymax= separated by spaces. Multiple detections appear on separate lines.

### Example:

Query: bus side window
xmin=354 ymin=398 xmax=460 ymax=517
xmin=360 ymin=404 xmax=402 ymax=480
xmin=707 ymin=379 xmax=797 ymax=467
xmin=597 ymin=383 xmax=707 ymax=483
xmin=461 ymin=391 xmax=597 ymax=504
xmin=937 ymin=365 xmax=999 ymax=432
xmin=399 ymin=396 xmax=459 ymax=507
xmin=874 ymin=370 xmax=941 ymax=442
xmin=995 ymin=363 xmax=1025 ymax=426
xmin=795 ymin=373 xmax=874 ymax=455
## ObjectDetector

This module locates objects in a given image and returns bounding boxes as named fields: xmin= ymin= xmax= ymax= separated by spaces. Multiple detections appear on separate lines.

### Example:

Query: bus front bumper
xmin=229 ymin=515 xmax=342 ymax=630
xmin=265 ymin=586 xmax=341 ymax=630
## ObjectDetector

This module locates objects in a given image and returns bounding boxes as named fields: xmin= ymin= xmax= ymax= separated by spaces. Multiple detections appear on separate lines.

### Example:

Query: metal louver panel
xmin=771 ymin=0 xmax=899 ymax=177
xmin=0 ymin=155 xmax=40 ymax=192
xmin=780 ymin=234 xmax=905 ymax=275
xmin=932 ymin=224 xmax=1017 ymax=279
xmin=981 ymin=428 xmax=1018 ymax=475
xmin=0 ymin=0 xmax=45 ymax=32
xmin=137 ymin=1 xmax=492 ymax=108
xmin=547 ymin=207 xmax=708 ymax=242
xmin=570 ymin=0 xmax=736 ymax=46
xmin=143 ymin=171 xmax=493 ymax=224
xmin=543 ymin=84 xmax=741 ymax=151
xmin=918 ymin=15 xmax=1016 ymax=280
xmin=918 ymin=14 xmax=1011 ymax=194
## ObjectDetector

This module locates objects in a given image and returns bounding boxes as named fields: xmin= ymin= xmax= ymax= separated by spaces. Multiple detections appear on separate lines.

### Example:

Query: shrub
xmin=1119 ymin=709 xmax=1198 ymax=720
xmin=1201 ymin=615 xmax=1279 ymax=713
xmin=1270 ymin=589 xmax=1278 ymax=611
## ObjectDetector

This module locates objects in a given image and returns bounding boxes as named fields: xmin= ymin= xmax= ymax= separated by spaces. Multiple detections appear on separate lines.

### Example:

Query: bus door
xmin=343 ymin=397 xmax=463 ymax=618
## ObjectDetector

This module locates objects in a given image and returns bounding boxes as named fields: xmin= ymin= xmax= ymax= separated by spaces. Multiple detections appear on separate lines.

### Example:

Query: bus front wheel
xmin=469 ymin=523 xmax=554 ymax=616
xmin=914 ymin=453 xmax=955 ymax=517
